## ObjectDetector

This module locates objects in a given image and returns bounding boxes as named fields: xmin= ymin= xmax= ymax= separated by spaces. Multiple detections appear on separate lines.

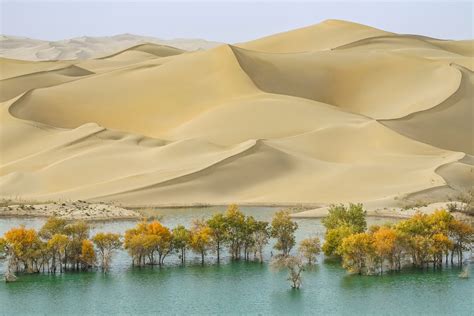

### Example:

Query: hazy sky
xmin=1 ymin=1 xmax=472 ymax=42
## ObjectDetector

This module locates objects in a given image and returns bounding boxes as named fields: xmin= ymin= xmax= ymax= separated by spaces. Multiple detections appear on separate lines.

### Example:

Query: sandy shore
xmin=0 ymin=200 xmax=141 ymax=221
xmin=0 ymin=199 xmax=471 ymax=222
xmin=290 ymin=201 xmax=471 ymax=221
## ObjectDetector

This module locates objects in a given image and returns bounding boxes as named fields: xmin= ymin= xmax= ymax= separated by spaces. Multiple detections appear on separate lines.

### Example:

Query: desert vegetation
xmin=0 ymin=217 xmax=118 ymax=281
xmin=322 ymin=204 xmax=474 ymax=275
xmin=1 ymin=203 xmax=472 ymax=288
xmin=0 ymin=204 xmax=313 ymax=287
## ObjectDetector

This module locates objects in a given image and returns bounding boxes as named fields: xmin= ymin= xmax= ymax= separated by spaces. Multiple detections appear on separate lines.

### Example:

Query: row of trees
xmin=0 ymin=217 xmax=122 ymax=281
xmin=1 ymin=205 xmax=321 ymax=287
xmin=123 ymin=204 xmax=319 ymax=267
xmin=321 ymin=204 xmax=474 ymax=275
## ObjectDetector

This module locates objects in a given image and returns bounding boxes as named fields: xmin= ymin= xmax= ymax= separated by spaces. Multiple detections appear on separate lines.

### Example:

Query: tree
xmin=338 ymin=232 xmax=375 ymax=275
xmin=252 ymin=221 xmax=270 ymax=263
xmin=207 ymin=213 xmax=227 ymax=263
xmin=92 ymin=233 xmax=122 ymax=273
xmin=47 ymin=234 xmax=69 ymax=273
xmin=322 ymin=225 xmax=354 ymax=257
xmin=124 ymin=222 xmax=148 ymax=266
xmin=430 ymin=233 xmax=452 ymax=268
xmin=322 ymin=203 xmax=367 ymax=233
xmin=190 ymin=220 xmax=212 ymax=265
xmin=242 ymin=216 xmax=257 ymax=261
xmin=4 ymin=226 xmax=42 ymax=273
xmin=298 ymin=237 xmax=321 ymax=265
xmin=147 ymin=221 xmax=173 ymax=266
xmin=271 ymin=210 xmax=298 ymax=256
xmin=372 ymin=226 xmax=401 ymax=273
xmin=80 ymin=239 xmax=96 ymax=269
xmin=224 ymin=204 xmax=246 ymax=260
xmin=272 ymin=255 xmax=305 ymax=289
xmin=64 ymin=221 xmax=90 ymax=270
xmin=449 ymin=219 xmax=474 ymax=265
xmin=172 ymin=225 xmax=191 ymax=265
xmin=39 ymin=217 xmax=67 ymax=240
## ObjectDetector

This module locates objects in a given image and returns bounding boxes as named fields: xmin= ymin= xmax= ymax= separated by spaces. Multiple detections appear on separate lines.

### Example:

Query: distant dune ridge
xmin=0 ymin=19 xmax=472 ymax=207
xmin=0 ymin=34 xmax=221 ymax=61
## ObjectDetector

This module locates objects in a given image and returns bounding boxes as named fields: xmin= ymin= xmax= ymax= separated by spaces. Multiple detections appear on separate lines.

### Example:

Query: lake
xmin=0 ymin=207 xmax=472 ymax=315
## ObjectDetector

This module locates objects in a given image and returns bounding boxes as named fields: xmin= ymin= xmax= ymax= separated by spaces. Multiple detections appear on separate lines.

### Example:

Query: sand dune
xmin=0 ymin=34 xmax=221 ymax=61
xmin=0 ymin=20 xmax=472 ymax=207
xmin=9 ymin=45 xmax=258 ymax=136
xmin=0 ymin=65 xmax=93 ymax=102
xmin=382 ymin=65 xmax=473 ymax=154
xmin=231 ymin=46 xmax=461 ymax=119
xmin=238 ymin=19 xmax=391 ymax=53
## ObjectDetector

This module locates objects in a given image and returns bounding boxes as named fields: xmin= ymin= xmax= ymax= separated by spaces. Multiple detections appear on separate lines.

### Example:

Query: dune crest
xmin=0 ymin=20 xmax=472 ymax=206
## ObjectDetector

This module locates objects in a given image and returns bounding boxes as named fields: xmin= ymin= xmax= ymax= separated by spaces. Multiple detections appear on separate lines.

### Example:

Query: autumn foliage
xmin=328 ymin=209 xmax=474 ymax=275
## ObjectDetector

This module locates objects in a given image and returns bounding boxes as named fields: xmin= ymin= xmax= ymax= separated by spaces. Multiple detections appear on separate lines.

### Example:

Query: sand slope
xmin=0 ymin=20 xmax=472 ymax=206
xmin=0 ymin=34 xmax=221 ymax=61
xmin=238 ymin=19 xmax=391 ymax=53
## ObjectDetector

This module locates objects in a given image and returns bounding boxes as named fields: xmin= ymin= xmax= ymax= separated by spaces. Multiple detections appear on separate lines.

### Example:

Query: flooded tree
xmin=298 ymin=237 xmax=321 ymax=265
xmin=338 ymin=232 xmax=375 ymax=274
xmin=3 ymin=226 xmax=42 ymax=274
xmin=322 ymin=225 xmax=354 ymax=257
xmin=47 ymin=234 xmax=69 ymax=273
xmin=207 ymin=213 xmax=227 ymax=263
xmin=252 ymin=221 xmax=270 ymax=263
xmin=224 ymin=204 xmax=246 ymax=260
xmin=92 ymin=232 xmax=122 ymax=273
xmin=271 ymin=210 xmax=298 ymax=256
xmin=332 ymin=209 xmax=474 ymax=275
xmin=147 ymin=221 xmax=173 ymax=266
xmin=190 ymin=220 xmax=212 ymax=265
xmin=272 ymin=255 xmax=305 ymax=289
xmin=80 ymin=239 xmax=96 ymax=269
xmin=449 ymin=219 xmax=474 ymax=266
xmin=172 ymin=225 xmax=191 ymax=265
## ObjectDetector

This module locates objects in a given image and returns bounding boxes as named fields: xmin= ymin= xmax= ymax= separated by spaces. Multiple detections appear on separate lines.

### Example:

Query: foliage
xmin=334 ymin=209 xmax=474 ymax=275
xmin=4 ymin=226 xmax=42 ymax=273
xmin=190 ymin=220 xmax=212 ymax=265
xmin=322 ymin=203 xmax=367 ymax=233
xmin=252 ymin=221 xmax=270 ymax=263
xmin=39 ymin=217 xmax=67 ymax=240
xmin=172 ymin=225 xmax=191 ymax=264
xmin=92 ymin=232 xmax=122 ymax=273
xmin=298 ymin=237 xmax=321 ymax=265
xmin=339 ymin=232 xmax=375 ymax=274
xmin=80 ymin=239 xmax=96 ymax=268
xmin=271 ymin=255 xmax=305 ymax=289
xmin=271 ymin=210 xmax=298 ymax=256
xmin=224 ymin=204 xmax=247 ymax=260
xmin=322 ymin=225 xmax=354 ymax=257
xmin=207 ymin=213 xmax=227 ymax=263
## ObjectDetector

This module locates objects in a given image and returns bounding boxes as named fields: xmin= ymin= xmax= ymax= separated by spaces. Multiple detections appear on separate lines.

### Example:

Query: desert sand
xmin=0 ymin=200 xmax=140 ymax=220
xmin=0 ymin=34 xmax=221 ymax=61
xmin=0 ymin=19 xmax=472 ymax=209
xmin=290 ymin=201 xmax=471 ymax=221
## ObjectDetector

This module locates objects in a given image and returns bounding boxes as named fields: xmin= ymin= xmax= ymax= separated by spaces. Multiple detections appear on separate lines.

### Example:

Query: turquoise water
xmin=0 ymin=207 xmax=473 ymax=315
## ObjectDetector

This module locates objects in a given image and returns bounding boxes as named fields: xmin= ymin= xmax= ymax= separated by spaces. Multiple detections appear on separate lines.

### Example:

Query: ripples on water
xmin=0 ymin=207 xmax=472 ymax=315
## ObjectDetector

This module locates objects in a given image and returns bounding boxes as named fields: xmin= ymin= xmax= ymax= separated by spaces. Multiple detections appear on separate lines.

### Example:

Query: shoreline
xmin=0 ymin=199 xmax=471 ymax=221
xmin=0 ymin=200 xmax=141 ymax=221
xmin=290 ymin=201 xmax=472 ymax=221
